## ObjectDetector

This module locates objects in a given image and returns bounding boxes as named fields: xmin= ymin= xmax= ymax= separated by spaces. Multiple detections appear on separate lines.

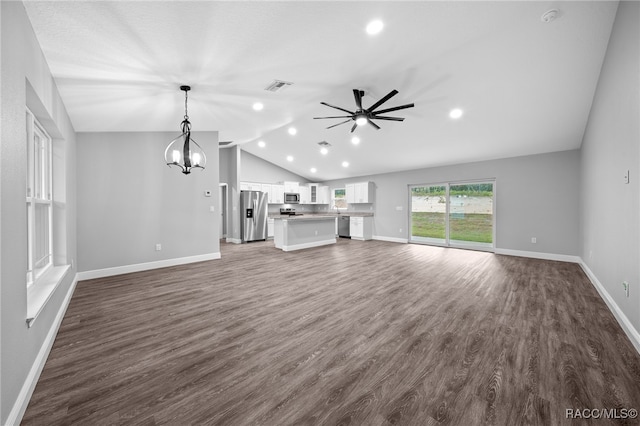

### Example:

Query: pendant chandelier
xmin=164 ymin=85 xmax=207 ymax=174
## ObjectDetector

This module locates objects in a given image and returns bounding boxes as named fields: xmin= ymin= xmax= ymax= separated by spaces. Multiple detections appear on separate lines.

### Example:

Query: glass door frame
xmin=408 ymin=179 xmax=496 ymax=252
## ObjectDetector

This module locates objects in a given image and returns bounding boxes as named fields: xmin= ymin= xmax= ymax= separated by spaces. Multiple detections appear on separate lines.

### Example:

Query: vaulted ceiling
xmin=23 ymin=1 xmax=618 ymax=181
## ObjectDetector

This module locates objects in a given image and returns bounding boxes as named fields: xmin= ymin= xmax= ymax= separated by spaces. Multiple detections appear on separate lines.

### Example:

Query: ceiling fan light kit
xmin=164 ymin=85 xmax=207 ymax=175
xmin=314 ymin=88 xmax=415 ymax=133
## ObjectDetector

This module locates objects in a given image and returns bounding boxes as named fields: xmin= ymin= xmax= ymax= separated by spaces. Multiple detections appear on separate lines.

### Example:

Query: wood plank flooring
xmin=22 ymin=239 xmax=640 ymax=425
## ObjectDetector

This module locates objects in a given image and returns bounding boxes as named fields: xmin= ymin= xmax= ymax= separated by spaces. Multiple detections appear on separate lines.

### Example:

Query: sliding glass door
xmin=410 ymin=185 xmax=447 ymax=245
xmin=410 ymin=181 xmax=495 ymax=251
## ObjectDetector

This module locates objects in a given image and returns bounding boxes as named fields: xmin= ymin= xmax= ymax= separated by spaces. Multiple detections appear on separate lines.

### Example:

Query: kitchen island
xmin=273 ymin=215 xmax=336 ymax=251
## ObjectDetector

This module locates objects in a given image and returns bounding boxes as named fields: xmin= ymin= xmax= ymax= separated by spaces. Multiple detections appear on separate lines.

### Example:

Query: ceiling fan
xmin=314 ymin=89 xmax=415 ymax=132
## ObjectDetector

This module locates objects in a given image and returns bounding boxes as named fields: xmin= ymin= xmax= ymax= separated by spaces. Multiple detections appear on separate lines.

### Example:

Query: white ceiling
xmin=23 ymin=1 xmax=618 ymax=181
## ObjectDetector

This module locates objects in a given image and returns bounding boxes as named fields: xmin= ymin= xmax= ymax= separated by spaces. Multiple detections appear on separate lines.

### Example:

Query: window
xmin=410 ymin=180 xmax=495 ymax=251
xmin=332 ymin=188 xmax=347 ymax=209
xmin=26 ymin=109 xmax=53 ymax=286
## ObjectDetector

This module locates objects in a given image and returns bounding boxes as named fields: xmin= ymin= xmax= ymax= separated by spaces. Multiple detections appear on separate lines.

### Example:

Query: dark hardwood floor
xmin=22 ymin=239 xmax=640 ymax=425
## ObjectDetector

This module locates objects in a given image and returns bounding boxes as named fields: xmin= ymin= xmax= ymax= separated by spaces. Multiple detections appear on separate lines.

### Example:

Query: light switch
xmin=624 ymin=170 xmax=630 ymax=184
xmin=210 ymin=206 xmax=215 ymax=212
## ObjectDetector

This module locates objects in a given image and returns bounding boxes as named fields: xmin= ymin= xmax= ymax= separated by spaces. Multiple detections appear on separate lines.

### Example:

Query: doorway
xmin=410 ymin=180 xmax=495 ymax=251
xmin=219 ymin=183 xmax=228 ymax=238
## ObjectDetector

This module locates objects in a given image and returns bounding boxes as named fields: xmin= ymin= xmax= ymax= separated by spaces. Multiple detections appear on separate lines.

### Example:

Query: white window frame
xmin=26 ymin=108 xmax=53 ymax=287
xmin=331 ymin=187 xmax=347 ymax=210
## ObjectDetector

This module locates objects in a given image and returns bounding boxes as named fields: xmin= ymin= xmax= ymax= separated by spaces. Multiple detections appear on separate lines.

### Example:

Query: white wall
xmin=321 ymin=150 xmax=581 ymax=256
xmin=580 ymin=1 xmax=639 ymax=334
xmin=77 ymin=131 xmax=220 ymax=273
xmin=1 ymin=2 xmax=77 ymax=423
xmin=240 ymin=150 xmax=310 ymax=184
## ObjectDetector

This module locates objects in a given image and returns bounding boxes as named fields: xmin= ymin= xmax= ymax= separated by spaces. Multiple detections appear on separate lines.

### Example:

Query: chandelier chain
xmin=184 ymin=90 xmax=189 ymax=120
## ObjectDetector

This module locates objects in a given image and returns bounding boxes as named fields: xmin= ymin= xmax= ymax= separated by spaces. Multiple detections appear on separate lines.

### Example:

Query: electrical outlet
xmin=531 ymin=237 xmax=537 ymax=244
xmin=155 ymin=244 xmax=162 ymax=251
xmin=624 ymin=170 xmax=630 ymax=184
xmin=623 ymin=281 xmax=630 ymax=298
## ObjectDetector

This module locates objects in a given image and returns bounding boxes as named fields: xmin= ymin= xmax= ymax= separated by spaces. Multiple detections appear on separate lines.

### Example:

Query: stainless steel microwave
xmin=284 ymin=192 xmax=300 ymax=204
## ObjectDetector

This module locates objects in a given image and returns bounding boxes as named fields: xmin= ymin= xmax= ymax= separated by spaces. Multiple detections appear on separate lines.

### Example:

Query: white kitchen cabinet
xmin=271 ymin=184 xmax=284 ymax=204
xmin=307 ymin=183 xmax=318 ymax=203
xmin=318 ymin=186 xmax=329 ymax=204
xmin=240 ymin=182 xmax=262 ymax=191
xmin=350 ymin=216 xmax=373 ymax=240
xmin=345 ymin=182 xmax=373 ymax=204
xmin=267 ymin=218 xmax=275 ymax=238
xmin=345 ymin=181 xmax=374 ymax=204
xmin=299 ymin=186 xmax=310 ymax=204
xmin=283 ymin=181 xmax=299 ymax=193
xmin=261 ymin=184 xmax=272 ymax=203
xmin=345 ymin=183 xmax=356 ymax=203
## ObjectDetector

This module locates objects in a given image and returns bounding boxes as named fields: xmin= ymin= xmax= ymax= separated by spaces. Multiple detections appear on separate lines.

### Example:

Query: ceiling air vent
xmin=317 ymin=141 xmax=331 ymax=147
xmin=264 ymin=80 xmax=293 ymax=92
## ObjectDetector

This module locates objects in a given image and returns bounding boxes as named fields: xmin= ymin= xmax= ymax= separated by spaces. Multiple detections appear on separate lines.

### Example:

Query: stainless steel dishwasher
xmin=338 ymin=215 xmax=351 ymax=238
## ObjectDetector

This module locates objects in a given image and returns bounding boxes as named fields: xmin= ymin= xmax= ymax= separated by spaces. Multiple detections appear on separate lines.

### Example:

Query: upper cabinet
xmin=283 ymin=181 xmax=299 ymax=193
xmin=346 ymin=181 xmax=374 ymax=203
xmin=240 ymin=182 xmax=262 ymax=191
xmin=239 ymin=181 xmax=327 ymax=204
xmin=299 ymin=186 xmax=311 ymax=204
xmin=271 ymin=184 xmax=284 ymax=204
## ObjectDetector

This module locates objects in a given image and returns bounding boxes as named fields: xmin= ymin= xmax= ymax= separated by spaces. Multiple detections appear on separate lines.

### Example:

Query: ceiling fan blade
xmin=314 ymin=115 xmax=354 ymax=119
xmin=350 ymin=123 xmax=358 ymax=133
xmin=370 ymin=116 xmax=405 ymax=121
xmin=367 ymin=118 xmax=381 ymax=130
xmin=326 ymin=119 xmax=352 ymax=129
xmin=367 ymin=89 xmax=398 ymax=112
xmin=320 ymin=102 xmax=354 ymax=115
xmin=373 ymin=103 xmax=415 ymax=115
xmin=353 ymin=89 xmax=364 ymax=110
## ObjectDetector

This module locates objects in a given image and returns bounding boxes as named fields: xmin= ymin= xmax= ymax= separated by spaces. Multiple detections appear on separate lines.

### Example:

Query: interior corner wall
xmin=1 ymin=2 xmax=77 ymax=424
xmin=76 ymin=131 xmax=220 ymax=273
xmin=321 ymin=149 xmax=581 ymax=256
xmin=580 ymin=1 xmax=640 ymax=334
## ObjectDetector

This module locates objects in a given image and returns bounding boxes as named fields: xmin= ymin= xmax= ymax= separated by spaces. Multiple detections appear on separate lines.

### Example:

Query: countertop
xmin=269 ymin=212 xmax=373 ymax=219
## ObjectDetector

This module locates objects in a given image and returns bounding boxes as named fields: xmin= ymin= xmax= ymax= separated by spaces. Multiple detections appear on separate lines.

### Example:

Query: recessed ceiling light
xmin=310 ymin=167 xmax=317 ymax=173
xmin=449 ymin=108 xmax=464 ymax=119
xmin=320 ymin=147 xmax=329 ymax=155
xmin=252 ymin=102 xmax=264 ymax=111
xmin=286 ymin=155 xmax=294 ymax=162
xmin=288 ymin=127 xmax=297 ymax=135
xmin=351 ymin=136 xmax=360 ymax=145
xmin=257 ymin=140 xmax=266 ymax=148
xmin=342 ymin=161 xmax=349 ymax=168
xmin=366 ymin=20 xmax=384 ymax=35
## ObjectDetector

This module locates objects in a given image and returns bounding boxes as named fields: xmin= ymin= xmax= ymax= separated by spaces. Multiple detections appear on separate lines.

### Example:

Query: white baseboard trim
xmin=225 ymin=238 xmax=242 ymax=244
xmin=282 ymin=239 xmax=336 ymax=252
xmin=579 ymin=260 xmax=640 ymax=355
xmin=77 ymin=252 xmax=221 ymax=281
xmin=494 ymin=248 xmax=581 ymax=263
xmin=373 ymin=235 xmax=408 ymax=244
xmin=6 ymin=274 xmax=78 ymax=426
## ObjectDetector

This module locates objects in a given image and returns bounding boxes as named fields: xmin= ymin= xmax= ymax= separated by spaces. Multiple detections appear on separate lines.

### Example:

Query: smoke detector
xmin=541 ymin=9 xmax=559 ymax=23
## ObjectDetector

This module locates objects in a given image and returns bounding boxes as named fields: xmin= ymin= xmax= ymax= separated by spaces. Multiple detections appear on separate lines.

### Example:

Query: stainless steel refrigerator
xmin=240 ymin=190 xmax=268 ymax=242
